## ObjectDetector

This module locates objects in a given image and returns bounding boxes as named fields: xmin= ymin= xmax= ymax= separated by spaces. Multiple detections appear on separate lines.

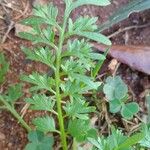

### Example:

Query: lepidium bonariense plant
xmin=19 ymin=0 xmax=111 ymax=149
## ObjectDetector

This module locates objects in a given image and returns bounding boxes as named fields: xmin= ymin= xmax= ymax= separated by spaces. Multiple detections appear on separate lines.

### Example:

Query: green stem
xmin=55 ymin=17 xmax=68 ymax=150
xmin=72 ymin=138 xmax=77 ymax=150
xmin=0 ymin=96 xmax=31 ymax=132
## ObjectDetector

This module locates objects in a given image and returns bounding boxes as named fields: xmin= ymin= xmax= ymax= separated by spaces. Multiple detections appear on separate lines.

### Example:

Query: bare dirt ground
xmin=0 ymin=0 xmax=149 ymax=149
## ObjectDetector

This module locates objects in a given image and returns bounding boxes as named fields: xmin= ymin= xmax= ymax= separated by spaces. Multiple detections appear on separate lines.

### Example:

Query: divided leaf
xmin=25 ymin=130 xmax=53 ymax=150
xmin=68 ymin=0 xmax=110 ymax=15
xmin=6 ymin=84 xmax=23 ymax=103
xmin=33 ymin=116 xmax=57 ymax=133
xmin=139 ymin=124 xmax=150 ymax=148
xmin=64 ymin=100 xmax=95 ymax=120
xmin=77 ymin=32 xmax=111 ymax=46
xmin=25 ymin=94 xmax=55 ymax=112
xmin=22 ymin=46 xmax=55 ymax=69
xmin=21 ymin=72 xmax=55 ymax=93
xmin=68 ymin=119 xmax=97 ymax=142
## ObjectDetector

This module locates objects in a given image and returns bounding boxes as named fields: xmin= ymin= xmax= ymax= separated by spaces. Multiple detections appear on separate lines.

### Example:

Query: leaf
xmin=33 ymin=4 xmax=58 ymax=27
xmin=64 ymin=99 xmax=95 ymax=120
xmin=68 ymin=0 xmax=110 ymax=15
xmin=77 ymin=32 xmax=111 ymax=46
xmin=121 ymin=102 xmax=139 ymax=119
xmin=109 ymin=99 xmax=122 ymax=113
xmin=68 ymin=119 xmax=96 ymax=142
xmin=33 ymin=116 xmax=57 ymax=133
xmin=6 ymin=84 xmax=23 ymax=103
xmin=21 ymin=72 xmax=55 ymax=93
xmin=0 ymin=53 xmax=9 ymax=84
xmin=25 ymin=130 xmax=53 ymax=150
xmin=139 ymin=124 xmax=150 ymax=148
xmin=20 ymin=16 xmax=45 ymax=26
xmin=22 ymin=46 xmax=55 ymax=69
xmin=73 ymin=73 xmax=101 ymax=90
xmin=25 ymin=94 xmax=55 ymax=112
xmin=116 ymin=133 xmax=144 ymax=150
xmin=103 ymin=76 xmax=128 ymax=100
xmin=94 ymin=44 xmax=150 ymax=75
xmin=98 ymin=0 xmax=150 ymax=32
xmin=68 ymin=17 xmax=98 ymax=33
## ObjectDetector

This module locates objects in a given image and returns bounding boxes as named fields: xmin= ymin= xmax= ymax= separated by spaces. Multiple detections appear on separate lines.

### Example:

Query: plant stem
xmin=55 ymin=17 xmax=68 ymax=150
xmin=72 ymin=138 xmax=77 ymax=150
xmin=0 ymin=96 xmax=31 ymax=132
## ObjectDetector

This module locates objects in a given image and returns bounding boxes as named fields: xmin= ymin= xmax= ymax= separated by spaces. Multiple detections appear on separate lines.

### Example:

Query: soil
xmin=0 ymin=0 xmax=149 ymax=149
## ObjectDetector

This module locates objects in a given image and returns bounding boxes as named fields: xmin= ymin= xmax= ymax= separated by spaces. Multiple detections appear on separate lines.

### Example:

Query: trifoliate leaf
xmin=68 ymin=119 xmax=96 ymax=142
xmin=103 ymin=76 xmax=128 ymax=100
xmin=22 ymin=46 xmax=55 ymax=69
xmin=33 ymin=116 xmax=57 ymax=133
xmin=25 ymin=130 xmax=53 ymax=150
xmin=21 ymin=72 xmax=55 ymax=93
xmin=121 ymin=102 xmax=139 ymax=119
xmin=25 ymin=94 xmax=55 ymax=112
xmin=6 ymin=84 xmax=23 ymax=103
xmin=64 ymin=100 xmax=95 ymax=120
xmin=0 ymin=53 xmax=9 ymax=84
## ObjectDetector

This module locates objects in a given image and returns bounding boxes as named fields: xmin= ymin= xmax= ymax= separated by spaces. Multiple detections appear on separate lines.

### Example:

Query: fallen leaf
xmin=92 ymin=43 xmax=150 ymax=74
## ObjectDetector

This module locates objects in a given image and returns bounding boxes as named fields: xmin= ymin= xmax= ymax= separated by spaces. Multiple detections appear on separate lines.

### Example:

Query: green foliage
xmin=103 ymin=76 xmax=139 ymax=119
xmin=25 ymin=131 xmax=53 ymax=150
xmin=88 ymin=127 xmax=144 ymax=150
xmin=32 ymin=116 xmax=57 ymax=133
xmin=139 ymin=124 xmax=150 ymax=148
xmin=0 ymin=53 xmax=9 ymax=84
xmin=19 ymin=1 xmax=111 ymax=148
xmin=68 ymin=119 xmax=97 ymax=142
xmin=25 ymin=94 xmax=55 ymax=112
xmin=21 ymin=72 xmax=55 ymax=93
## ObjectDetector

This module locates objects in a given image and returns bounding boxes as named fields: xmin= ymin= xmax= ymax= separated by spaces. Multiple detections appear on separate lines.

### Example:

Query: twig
xmin=108 ymin=23 xmax=150 ymax=38
xmin=1 ymin=21 xmax=14 ymax=43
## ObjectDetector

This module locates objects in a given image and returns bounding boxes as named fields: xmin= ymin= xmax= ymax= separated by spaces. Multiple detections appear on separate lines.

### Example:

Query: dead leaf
xmin=92 ymin=43 xmax=150 ymax=75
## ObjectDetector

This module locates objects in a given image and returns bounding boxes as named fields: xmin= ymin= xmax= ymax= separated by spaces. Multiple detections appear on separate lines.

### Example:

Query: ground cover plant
xmin=0 ymin=0 xmax=150 ymax=150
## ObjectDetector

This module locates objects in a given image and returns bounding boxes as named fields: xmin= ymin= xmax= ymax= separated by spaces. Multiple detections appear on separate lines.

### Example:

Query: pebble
xmin=0 ymin=132 xmax=5 ymax=140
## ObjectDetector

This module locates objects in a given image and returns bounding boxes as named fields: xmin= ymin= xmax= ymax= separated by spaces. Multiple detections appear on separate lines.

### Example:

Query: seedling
xmin=103 ymin=76 xmax=139 ymax=119
xmin=18 ymin=0 xmax=111 ymax=149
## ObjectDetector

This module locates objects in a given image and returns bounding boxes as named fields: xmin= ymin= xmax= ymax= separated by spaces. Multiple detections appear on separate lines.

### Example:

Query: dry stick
xmin=107 ymin=23 xmax=150 ymax=39
xmin=1 ymin=21 xmax=14 ymax=43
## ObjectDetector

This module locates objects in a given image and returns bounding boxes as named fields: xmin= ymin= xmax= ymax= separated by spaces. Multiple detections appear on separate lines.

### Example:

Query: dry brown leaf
xmin=93 ymin=43 xmax=150 ymax=75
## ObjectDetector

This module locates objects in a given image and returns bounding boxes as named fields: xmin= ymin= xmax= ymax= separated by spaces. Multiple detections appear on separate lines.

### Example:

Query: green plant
xmin=103 ymin=76 xmax=139 ymax=119
xmin=0 ymin=84 xmax=31 ymax=132
xmin=18 ymin=0 xmax=111 ymax=149
xmin=0 ymin=53 xmax=9 ymax=84
xmin=88 ymin=127 xmax=144 ymax=150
